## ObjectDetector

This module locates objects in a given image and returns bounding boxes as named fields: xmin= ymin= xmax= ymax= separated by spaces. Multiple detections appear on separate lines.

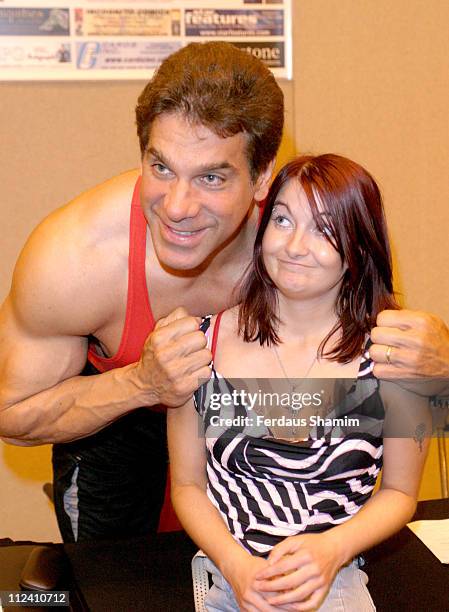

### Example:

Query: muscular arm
xmin=0 ymin=301 xmax=147 ymax=445
xmin=0 ymin=176 xmax=211 ymax=446
xmin=0 ymin=303 xmax=209 ymax=446
xmin=0 ymin=192 xmax=150 ymax=445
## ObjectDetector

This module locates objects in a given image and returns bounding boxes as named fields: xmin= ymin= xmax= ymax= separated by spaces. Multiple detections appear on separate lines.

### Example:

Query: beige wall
xmin=1 ymin=0 xmax=448 ymax=541
xmin=293 ymin=0 xmax=449 ymax=320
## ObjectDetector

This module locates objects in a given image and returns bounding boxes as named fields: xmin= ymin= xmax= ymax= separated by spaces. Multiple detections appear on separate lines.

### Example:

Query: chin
xmin=278 ymin=286 xmax=320 ymax=301
xmin=278 ymin=282 xmax=308 ymax=295
xmin=155 ymin=247 xmax=206 ymax=272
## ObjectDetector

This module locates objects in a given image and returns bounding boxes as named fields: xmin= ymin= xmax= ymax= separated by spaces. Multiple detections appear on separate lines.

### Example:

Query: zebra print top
xmin=194 ymin=316 xmax=385 ymax=556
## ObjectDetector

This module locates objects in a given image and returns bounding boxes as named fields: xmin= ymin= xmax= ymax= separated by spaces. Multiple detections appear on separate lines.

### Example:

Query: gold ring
xmin=386 ymin=345 xmax=393 ymax=365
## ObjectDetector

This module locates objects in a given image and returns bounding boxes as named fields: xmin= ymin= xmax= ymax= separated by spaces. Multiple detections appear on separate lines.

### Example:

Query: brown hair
xmin=135 ymin=42 xmax=284 ymax=181
xmin=238 ymin=154 xmax=399 ymax=362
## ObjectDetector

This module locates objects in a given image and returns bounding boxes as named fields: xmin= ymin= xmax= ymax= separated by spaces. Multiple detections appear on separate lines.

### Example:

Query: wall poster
xmin=0 ymin=1 xmax=292 ymax=80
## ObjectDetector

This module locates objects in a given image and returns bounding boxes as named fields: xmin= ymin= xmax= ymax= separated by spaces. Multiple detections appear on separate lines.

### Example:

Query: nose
xmin=163 ymin=179 xmax=200 ymax=222
xmin=285 ymin=225 xmax=309 ymax=258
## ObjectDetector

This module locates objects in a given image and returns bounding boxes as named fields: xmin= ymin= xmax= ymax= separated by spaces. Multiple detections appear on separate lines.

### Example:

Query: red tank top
xmin=87 ymin=177 xmax=155 ymax=371
xmin=87 ymin=178 xmax=179 ymax=531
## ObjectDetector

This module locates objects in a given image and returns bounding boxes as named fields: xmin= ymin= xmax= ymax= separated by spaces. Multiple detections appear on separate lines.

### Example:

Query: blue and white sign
xmin=0 ymin=1 xmax=292 ymax=81
xmin=0 ymin=8 xmax=70 ymax=36
xmin=185 ymin=9 xmax=284 ymax=37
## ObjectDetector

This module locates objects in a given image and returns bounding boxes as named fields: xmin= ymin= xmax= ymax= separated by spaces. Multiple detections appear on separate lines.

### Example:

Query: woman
xmin=168 ymin=154 xmax=429 ymax=611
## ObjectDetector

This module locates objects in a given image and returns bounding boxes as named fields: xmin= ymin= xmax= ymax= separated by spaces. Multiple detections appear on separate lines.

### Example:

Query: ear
xmin=253 ymin=159 xmax=276 ymax=202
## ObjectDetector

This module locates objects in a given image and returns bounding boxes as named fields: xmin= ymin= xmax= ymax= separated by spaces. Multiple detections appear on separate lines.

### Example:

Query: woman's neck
xmin=276 ymin=294 xmax=339 ymax=344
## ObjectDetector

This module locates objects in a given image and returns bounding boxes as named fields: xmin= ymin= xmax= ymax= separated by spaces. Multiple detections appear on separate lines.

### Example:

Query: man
xmin=0 ymin=42 xmax=448 ymax=543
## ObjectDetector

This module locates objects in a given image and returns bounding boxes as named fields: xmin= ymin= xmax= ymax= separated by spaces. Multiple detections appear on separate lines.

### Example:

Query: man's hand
xmin=254 ymin=533 xmax=343 ymax=611
xmin=370 ymin=309 xmax=449 ymax=379
xmin=133 ymin=307 xmax=212 ymax=407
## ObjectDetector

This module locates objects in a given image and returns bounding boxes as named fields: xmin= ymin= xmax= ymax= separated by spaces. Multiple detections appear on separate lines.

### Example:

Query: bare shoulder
xmin=210 ymin=307 xmax=254 ymax=375
xmin=9 ymin=169 xmax=140 ymax=337
xmin=209 ymin=307 xmax=239 ymax=340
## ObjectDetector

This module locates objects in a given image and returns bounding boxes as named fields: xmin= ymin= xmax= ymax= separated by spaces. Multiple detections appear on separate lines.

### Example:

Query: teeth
xmin=171 ymin=229 xmax=198 ymax=236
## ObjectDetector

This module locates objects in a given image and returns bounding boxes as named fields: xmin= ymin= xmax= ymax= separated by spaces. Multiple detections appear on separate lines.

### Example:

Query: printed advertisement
xmin=184 ymin=9 xmax=284 ymax=37
xmin=75 ymin=9 xmax=181 ymax=37
xmin=0 ymin=39 xmax=71 ymax=67
xmin=231 ymin=41 xmax=284 ymax=69
xmin=76 ymin=40 xmax=182 ymax=70
xmin=0 ymin=1 xmax=292 ymax=81
xmin=0 ymin=8 xmax=70 ymax=36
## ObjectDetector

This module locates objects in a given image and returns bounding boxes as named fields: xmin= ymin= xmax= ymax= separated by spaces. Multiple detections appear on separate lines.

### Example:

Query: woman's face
xmin=262 ymin=179 xmax=346 ymax=303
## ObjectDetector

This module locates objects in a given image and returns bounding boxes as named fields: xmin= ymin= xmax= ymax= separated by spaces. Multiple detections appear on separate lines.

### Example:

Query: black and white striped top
xmin=194 ymin=316 xmax=384 ymax=556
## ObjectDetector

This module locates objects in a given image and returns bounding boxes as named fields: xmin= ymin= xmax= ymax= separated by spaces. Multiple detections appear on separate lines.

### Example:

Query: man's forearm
xmin=0 ymin=363 xmax=157 ymax=445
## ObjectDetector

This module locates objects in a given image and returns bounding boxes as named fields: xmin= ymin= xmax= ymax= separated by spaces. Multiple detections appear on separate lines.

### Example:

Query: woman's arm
xmin=167 ymin=400 xmax=280 ymax=612
xmin=254 ymin=382 xmax=431 ymax=610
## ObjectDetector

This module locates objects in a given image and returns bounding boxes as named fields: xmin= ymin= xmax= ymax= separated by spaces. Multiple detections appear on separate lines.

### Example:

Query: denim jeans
xmin=203 ymin=556 xmax=376 ymax=611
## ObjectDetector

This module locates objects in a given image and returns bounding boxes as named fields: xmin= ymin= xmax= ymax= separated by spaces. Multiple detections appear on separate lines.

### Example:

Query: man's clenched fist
xmin=133 ymin=307 xmax=212 ymax=407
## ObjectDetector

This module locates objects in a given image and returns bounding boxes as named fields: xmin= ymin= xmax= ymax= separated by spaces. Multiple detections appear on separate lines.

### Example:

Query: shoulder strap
xmin=211 ymin=311 xmax=224 ymax=360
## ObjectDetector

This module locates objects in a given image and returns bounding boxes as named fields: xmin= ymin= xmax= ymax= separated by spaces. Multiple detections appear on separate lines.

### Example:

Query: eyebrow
xmin=146 ymin=147 xmax=237 ymax=174
xmin=272 ymin=200 xmax=293 ymax=216
xmin=273 ymin=200 xmax=333 ymax=221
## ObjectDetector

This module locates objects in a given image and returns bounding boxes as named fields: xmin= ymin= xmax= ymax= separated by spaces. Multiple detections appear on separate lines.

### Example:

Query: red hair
xmin=238 ymin=154 xmax=399 ymax=362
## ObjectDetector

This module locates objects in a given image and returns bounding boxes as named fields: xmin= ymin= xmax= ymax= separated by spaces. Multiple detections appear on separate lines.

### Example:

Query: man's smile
xmin=158 ymin=218 xmax=209 ymax=245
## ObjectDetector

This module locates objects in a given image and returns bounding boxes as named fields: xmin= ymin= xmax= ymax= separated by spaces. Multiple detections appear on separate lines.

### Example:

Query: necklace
xmin=272 ymin=344 xmax=318 ymax=437
xmin=272 ymin=344 xmax=318 ymax=389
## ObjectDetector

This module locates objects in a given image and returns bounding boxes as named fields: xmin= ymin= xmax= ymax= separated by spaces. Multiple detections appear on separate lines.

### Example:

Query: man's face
xmin=140 ymin=113 xmax=271 ymax=271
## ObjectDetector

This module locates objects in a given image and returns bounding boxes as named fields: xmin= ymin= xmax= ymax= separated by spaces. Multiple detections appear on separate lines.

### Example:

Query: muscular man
xmin=0 ymin=42 xmax=448 ymax=543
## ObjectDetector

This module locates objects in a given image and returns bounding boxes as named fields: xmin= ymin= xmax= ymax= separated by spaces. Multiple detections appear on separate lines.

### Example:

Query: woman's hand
xmin=253 ymin=532 xmax=345 ymax=610
xmin=227 ymin=554 xmax=283 ymax=612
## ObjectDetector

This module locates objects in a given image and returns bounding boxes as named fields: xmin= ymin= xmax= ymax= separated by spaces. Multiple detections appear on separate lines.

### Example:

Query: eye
xmin=321 ymin=225 xmax=334 ymax=238
xmin=311 ymin=223 xmax=333 ymax=238
xmin=275 ymin=215 xmax=292 ymax=227
xmin=199 ymin=174 xmax=225 ymax=187
xmin=151 ymin=163 xmax=173 ymax=177
xmin=271 ymin=210 xmax=293 ymax=228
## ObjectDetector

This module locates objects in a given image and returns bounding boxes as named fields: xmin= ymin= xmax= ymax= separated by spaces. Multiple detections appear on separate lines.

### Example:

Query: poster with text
xmin=0 ymin=1 xmax=291 ymax=80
